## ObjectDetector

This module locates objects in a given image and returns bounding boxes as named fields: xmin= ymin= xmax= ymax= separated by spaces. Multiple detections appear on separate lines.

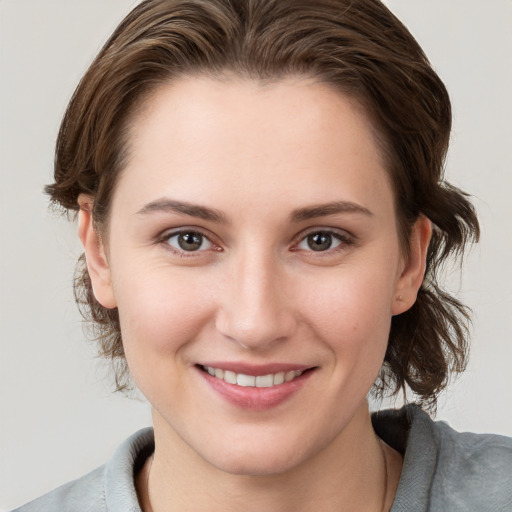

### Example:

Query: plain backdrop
xmin=1 ymin=1 xmax=511 ymax=509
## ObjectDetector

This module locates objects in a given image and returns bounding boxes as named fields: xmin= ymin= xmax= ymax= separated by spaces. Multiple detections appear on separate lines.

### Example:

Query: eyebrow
xmin=136 ymin=198 xmax=372 ymax=223
xmin=136 ymin=198 xmax=227 ymax=223
xmin=290 ymin=201 xmax=373 ymax=222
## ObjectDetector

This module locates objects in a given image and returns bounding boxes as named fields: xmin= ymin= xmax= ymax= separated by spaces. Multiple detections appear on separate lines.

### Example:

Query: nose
xmin=215 ymin=249 xmax=297 ymax=351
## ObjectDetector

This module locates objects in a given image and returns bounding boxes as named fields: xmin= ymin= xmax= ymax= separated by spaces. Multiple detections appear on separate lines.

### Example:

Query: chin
xmin=196 ymin=430 xmax=327 ymax=478
xmin=208 ymin=449 xmax=305 ymax=477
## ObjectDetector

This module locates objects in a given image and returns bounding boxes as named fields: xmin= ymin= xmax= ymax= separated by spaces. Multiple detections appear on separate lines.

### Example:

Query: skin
xmin=79 ymin=77 xmax=431 ymax=511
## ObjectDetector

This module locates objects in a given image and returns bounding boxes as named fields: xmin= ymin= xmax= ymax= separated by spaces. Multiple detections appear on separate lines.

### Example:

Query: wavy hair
xmin=47 ymin=0 xmax=479 ymax=408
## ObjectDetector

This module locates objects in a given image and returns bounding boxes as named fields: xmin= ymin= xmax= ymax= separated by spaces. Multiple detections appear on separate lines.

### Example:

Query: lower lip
xmin=197 ymin=368 xmax=314 ymax=411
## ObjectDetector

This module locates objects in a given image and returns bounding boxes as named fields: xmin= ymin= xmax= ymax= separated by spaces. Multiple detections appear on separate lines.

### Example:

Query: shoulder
xmin=11 ymin=427 xmax=154 ymax=512
xmin=373 ymin=405 xmax=512 ymax=512
xmin=10 ymin=466 xmax=106 ymax=512
xmin=425 ymin=411 xmax=512 ymax=510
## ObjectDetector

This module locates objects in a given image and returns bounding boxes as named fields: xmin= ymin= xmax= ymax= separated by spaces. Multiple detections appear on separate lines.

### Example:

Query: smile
xmin=202 ymin=365 xmax=304 ymax=388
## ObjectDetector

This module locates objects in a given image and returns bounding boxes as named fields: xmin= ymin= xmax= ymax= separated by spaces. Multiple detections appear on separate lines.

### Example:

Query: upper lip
xmin=197 ymin=362 xmax=315 ymax=376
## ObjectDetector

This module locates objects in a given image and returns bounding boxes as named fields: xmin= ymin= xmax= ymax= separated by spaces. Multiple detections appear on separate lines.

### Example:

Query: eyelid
xmin=157 ymin=227 xmax=222 ymax=255
xmin=155 ymin=225 xmax=355 ymax=256
xmin=291 ymin=227 xmax=355 ymax=252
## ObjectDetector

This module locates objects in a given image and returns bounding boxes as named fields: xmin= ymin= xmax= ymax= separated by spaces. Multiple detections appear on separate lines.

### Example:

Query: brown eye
xmin=296 ymin=231 xmax=345 ymax=253
xmin=167 ymin=231 xmax=212 ymax=252
xmin=307 ymin=232 xmax=334 ymax=251
xmin=178 ymin=232 xmax=203 ymax=251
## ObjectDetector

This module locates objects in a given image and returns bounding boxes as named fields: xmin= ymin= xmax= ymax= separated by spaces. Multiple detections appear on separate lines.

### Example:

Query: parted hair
xmin=47 ymin=0 xmax=479 ymax=409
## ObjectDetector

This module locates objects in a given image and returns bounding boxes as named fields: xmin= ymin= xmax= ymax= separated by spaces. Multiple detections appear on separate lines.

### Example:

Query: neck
xmin=138 ymin=401 xmax=401 ymax=512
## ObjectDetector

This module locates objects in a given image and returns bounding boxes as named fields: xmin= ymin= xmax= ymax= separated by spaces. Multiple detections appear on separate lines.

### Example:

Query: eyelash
xmin=158 ymin=229 xmax=220 ymax=257
xmin=291 ymin=229 xmax=354 ymax=255
xmin=157 ymin=228 xmax=355 ymax=257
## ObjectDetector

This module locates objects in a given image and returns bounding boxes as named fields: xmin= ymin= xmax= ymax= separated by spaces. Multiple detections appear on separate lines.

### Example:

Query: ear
xmin=77 ymin=194 xmax=117 ymax=309
xmin=392 ymin=215 xmax=432 ymax=316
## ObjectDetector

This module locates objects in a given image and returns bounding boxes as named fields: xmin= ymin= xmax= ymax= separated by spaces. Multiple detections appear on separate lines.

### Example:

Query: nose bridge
xmin=216 ymin=244 xmax=295 ymax=350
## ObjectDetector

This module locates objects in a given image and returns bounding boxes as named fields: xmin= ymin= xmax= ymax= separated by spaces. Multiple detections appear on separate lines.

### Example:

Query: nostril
xmin=215 ymin=308 xmax=298 ymax=351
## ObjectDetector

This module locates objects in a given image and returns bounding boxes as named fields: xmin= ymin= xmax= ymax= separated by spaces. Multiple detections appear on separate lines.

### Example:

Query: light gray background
xmin=1 ymin=1 xmax=511 ymax=509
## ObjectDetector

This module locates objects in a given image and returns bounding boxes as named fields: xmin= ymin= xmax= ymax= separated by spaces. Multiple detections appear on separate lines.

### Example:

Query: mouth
xmin=200 ymin=365 xmax=305 ymax=388
xmin=196 ymin=363 xmax=316 ymax=410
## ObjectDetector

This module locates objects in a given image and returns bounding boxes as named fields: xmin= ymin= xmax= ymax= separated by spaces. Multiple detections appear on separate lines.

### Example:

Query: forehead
xmin=115 ymin=76 xmax=393 ymax=217
xmin=131 ymin=76 xmax=381 ymax=158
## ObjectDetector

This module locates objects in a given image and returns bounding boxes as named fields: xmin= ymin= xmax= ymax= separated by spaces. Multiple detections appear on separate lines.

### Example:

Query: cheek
xmin=298 ymin=263 xmax=396 ymax=358
xmin=112 ymin=263 xmax=215 ymax=362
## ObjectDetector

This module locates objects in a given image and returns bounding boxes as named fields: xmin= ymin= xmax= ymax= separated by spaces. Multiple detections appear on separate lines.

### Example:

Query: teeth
xmin=285 ymin=371 xmax=296 ymax=382
xmin=224 ymin=370 xmax=237 ymax=385
xmin=273 ymin=372 xmax=285 ymax=385
xmin=237 ymin=374 xmax=256 ymax=387
xmin=204 ymin=366 xmax=303 ymax=387
xmin=255 ymin=374 xmax=273 ymax=388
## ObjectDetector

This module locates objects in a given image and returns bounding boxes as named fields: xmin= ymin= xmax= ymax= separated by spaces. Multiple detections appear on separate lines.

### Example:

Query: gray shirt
xmin=12 ymin=406 xmax=512 ymax=511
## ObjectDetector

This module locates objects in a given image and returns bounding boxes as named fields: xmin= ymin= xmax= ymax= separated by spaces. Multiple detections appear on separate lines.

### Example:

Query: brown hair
xmin=47 ymin=0 xmax=479 ymax=409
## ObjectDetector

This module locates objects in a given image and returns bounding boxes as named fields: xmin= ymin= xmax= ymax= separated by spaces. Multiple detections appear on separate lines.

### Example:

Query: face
xmin=81 ymin=77 xmax=427 ymax=476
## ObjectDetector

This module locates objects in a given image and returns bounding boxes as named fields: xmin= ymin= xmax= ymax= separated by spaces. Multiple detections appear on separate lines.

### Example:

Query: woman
xmin=12 ymin=0 xmax=511 ymax=511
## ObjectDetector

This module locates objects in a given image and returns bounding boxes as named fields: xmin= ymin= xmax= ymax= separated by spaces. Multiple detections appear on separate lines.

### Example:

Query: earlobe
xmin=77 ymin=195 xmax=117 ymax=309
xmin=392 ymin=216 xmax=432 ymax=316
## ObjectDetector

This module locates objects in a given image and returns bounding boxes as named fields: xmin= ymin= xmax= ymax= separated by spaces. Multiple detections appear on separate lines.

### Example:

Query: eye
xmin=296 ymin=231 xmax=346 ymax=252
xmin=166 ymin=231 xmax=213 ymax=252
